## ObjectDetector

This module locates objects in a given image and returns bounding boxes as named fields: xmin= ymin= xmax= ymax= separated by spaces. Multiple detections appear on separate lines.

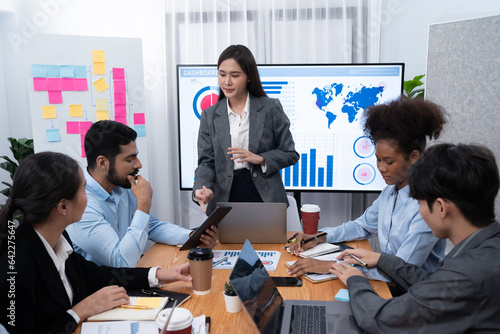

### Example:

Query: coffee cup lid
xmin=156 ymin=307 xmax=193 ymax=331
xmin=301 ymin=204 xmax=320 ymax=213
xmin=187 ymin=247 xmax=214 ymax=261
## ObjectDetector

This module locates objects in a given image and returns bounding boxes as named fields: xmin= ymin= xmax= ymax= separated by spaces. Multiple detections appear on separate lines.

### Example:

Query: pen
xmin=348 ymin=254 xmax=367 ymax=267
xmin=212 ymin=256 xmax=228 ymax=267
xmin=287 ymin=232 xmax=299 ymax=243
xmin=142 ymin=289 xmax=159 ymax=296
xmin=301 ymin=232 xmax=327 ymax=245
xmin=118 ymin=304 xmax=153 ymax=310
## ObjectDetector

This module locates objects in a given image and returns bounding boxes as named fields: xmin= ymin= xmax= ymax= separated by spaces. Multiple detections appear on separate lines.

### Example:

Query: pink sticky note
xmin=115 ymin=116 xmax=127 ymax=125
xmin=47 ymin=78 xmax=62 ymax=91
xmin=114 ymin=92 xmax=126 ymax=105
xmin=80 ymin=121 xmax=92 ymax=134
xmin=81 ymin=133 xmax=86 ymax=158
xmin=113 ymin=68 xmax=125 ymax=80
xmin=61 ymin=78 xmax=75 ymax=91
xmin=48 ymin=91 xmax=63 ymax=104
xmin=67 ymin=121 xmax=80 ymax=134
xmin=113 ymin=80 xmax=126 ymax=92
xmin=133 ymin=113 xmax=145 ymax=125
xmin=114 ymin=104 xmax=127 ymax=116
xmin=33 ymin=78 xmax=48 ymax=91
xmin=75 ymin=78 xmax=88 ymax=91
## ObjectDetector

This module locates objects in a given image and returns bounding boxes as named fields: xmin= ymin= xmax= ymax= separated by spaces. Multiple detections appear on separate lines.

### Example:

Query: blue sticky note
xmin=46 ymin=129 xmax=61 ymax=142
xmin=334 ymin=289 xmax=350 ymax=302
xmin=60 ymin=65 xmax=74 ymax=78
xmin=46 ymin=65 xmax=60 ymax=78
xmin=134 ymin=125 xmax=146 ymax=137
xmin=74 ymin=65 xmax=87 ymax=78
xmin=32 ymin=64 xmax=46 ymax=78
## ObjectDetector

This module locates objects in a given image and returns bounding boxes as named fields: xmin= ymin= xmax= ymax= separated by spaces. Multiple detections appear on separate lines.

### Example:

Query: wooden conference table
xmin=135 ymin=232 xmax=392 ymax=333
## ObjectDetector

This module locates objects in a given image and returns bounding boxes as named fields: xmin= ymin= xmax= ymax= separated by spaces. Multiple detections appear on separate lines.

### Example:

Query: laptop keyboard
xmin=290 ymin=305 xmax=327 ymax=334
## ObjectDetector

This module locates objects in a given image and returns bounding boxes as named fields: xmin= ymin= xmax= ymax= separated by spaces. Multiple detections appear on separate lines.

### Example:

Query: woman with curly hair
xmin=287 ymin=97 xmax=447 ymax=285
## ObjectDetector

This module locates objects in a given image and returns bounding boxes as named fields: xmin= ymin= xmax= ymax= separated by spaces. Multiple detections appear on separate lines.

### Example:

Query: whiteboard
xmin=25 ymin=34 xmax=149 ymax=179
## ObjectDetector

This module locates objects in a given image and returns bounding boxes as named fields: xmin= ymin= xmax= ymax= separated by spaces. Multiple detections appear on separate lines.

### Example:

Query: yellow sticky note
xmin=42 ymin=106 xmax=57 ymax=119
xmin=135 ymin=297 xmax=162 ymax=309
xmin=93 ymin=62 xmax=106 ymax=75
xmin=96 ymin=110 xmax=109 ymax=121
xmin=95 ymin=98 xmax=108 ymax=111
xmin=93 ymin=77 xmax=109 ymax=93
xmin=69 ymin=104 xmax=83 ymax=117
xmin=92 ymin=50 xmax=105 ymax=62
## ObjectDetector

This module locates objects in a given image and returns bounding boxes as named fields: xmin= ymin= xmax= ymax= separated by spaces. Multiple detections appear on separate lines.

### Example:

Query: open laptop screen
xmin=229 ymin=240 xmax=284 ymax=334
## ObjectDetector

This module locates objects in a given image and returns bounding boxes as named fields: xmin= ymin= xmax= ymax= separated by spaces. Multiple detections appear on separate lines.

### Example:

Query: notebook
xmin=284 ymin=252 xmax=345 ymax=284
xmin=296 ymin=243 xmax=340 ymax=258
xmin=216 ymin=202 xmax=287 ymax=243
xmin=87 ymin=296 xmax=168 ymax=321
xmin=229 ymin=240 xmax=364 ymax=334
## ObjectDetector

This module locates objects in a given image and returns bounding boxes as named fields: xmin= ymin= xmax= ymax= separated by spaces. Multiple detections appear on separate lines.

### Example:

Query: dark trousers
xmin=229 ymin=169 xmax=263 ymax=202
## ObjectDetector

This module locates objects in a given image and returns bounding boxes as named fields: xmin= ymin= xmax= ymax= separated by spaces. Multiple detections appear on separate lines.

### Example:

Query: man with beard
xmin=66 ymin=121 xmax=218 ymax=267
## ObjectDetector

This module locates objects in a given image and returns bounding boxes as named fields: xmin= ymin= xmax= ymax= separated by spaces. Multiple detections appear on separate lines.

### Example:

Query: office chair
xmin=286 ymin=195 xmax=302 ymax=231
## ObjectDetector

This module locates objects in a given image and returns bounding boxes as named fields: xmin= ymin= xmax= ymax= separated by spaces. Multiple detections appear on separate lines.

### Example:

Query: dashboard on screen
xmin=177 ymin=63 xmax=404 ymax=192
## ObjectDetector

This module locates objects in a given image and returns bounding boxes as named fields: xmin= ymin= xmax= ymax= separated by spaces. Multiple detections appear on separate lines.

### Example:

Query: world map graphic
xmin=312 ymin=84 xmax=385 ymax=128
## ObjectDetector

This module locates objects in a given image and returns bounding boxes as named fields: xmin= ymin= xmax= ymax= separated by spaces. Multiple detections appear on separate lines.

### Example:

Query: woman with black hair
xmin=0 ymin=152 xmax=191 ymax=333
xmin=193 ymin=44 xmax=299 ymax=216
xmin=288 ymin=98 xmax=448 ymax=283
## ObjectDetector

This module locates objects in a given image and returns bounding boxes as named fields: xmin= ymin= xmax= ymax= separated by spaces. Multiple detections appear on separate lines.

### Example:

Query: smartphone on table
xmin=271 ymin=276 xmax=302 ymax=287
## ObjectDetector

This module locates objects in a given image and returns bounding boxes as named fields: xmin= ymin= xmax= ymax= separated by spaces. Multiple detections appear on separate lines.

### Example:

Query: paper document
xmin=212 ymin=250 xmax=281 ymax=271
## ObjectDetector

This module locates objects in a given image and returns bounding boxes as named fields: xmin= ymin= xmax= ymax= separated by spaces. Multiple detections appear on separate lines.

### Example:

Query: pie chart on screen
xmin=193 ymin=86 xmax=219 ymax=119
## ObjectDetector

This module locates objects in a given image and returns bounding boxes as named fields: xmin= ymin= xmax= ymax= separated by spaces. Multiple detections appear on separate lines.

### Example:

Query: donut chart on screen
xmin=192 ymin=86 xmax=219 ymax=119
xmin=353 ymin=136 xmax=375 ymax=158
xmin=353 ymin=163 xmax=376 ymax=185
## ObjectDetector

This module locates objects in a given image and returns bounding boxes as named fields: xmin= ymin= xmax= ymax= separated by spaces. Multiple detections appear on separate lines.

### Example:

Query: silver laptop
xmin=216 ymin=202 xmax=287 ymax=244
xmin=229 ymin=240 xmax=365 ymax=334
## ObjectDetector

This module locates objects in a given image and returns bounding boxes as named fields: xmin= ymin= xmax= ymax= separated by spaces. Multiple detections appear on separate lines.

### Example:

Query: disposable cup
xmin=156 ymin=307 xmax=193 ymax=334
xmin=301 ymin=204 xmax=320 ymax=234
xmin=187 ymin=248 xmax=214 ymax=295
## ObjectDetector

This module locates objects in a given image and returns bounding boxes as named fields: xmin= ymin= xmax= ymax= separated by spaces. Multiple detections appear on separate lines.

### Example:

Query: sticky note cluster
xmin=32 ymin=64 xmax=88 ymax=104
xmin=113 ymin=68 xmax=127 ymax=125
xmin=95 ymin=98 xmax=109 ymax=121
xmin=66 ymin=121 xmax=93 ymax=158
xmin=92 ymin=50 xmax=106 ymax=75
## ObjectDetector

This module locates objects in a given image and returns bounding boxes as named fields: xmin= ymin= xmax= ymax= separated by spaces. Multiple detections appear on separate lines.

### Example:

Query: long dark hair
xmin=0 ymin=152 xmax=81 ymax=253
xmin=217 ymin=44 xmax=266 ymax=100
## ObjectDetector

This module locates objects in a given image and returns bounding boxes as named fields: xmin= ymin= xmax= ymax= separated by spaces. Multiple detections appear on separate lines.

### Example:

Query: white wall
xmin=380 ymin=0 xmax=500 ymax=79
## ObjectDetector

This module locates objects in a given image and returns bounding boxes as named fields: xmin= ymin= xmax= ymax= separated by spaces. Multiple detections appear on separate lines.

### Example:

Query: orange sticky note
xmin=69 ymin=104 xmax=83 ymax=117
xmin=96 ymin=110 xmax=109 ymax=121
xmin=93 ymin=62 xmax=106 ymax=75
xmin=93 ymin=78 xmax=109 ymax=93
xmin=42 ymin=106 xmax=57 ymax=119
xmin=92 ymin=50 xmax=105 ymax=62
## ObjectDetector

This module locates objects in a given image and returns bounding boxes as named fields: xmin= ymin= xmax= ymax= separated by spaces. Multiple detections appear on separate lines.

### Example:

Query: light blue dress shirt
xmin=320 ymin=184 xmax=445 ymax=281
xmin=66 ymin=170 xmax=191 ymax=267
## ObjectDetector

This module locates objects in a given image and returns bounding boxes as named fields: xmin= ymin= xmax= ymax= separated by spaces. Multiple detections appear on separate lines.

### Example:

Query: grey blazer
xmin=193 ymin=95 xmax=299 ymax=216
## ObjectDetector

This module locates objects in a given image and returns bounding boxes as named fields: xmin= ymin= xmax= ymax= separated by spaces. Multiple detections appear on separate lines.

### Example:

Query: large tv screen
xmin=177 ymin=63 xmax=404 ymax=192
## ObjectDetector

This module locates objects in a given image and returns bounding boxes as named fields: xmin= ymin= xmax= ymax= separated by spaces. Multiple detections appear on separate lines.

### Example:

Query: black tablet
xmin=179 ymin=205 xmax=232 ymax=251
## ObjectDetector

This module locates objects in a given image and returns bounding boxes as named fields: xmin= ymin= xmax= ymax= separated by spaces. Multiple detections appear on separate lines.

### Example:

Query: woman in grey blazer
xmin=193 ymin=45 xmax=299 ymax=216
